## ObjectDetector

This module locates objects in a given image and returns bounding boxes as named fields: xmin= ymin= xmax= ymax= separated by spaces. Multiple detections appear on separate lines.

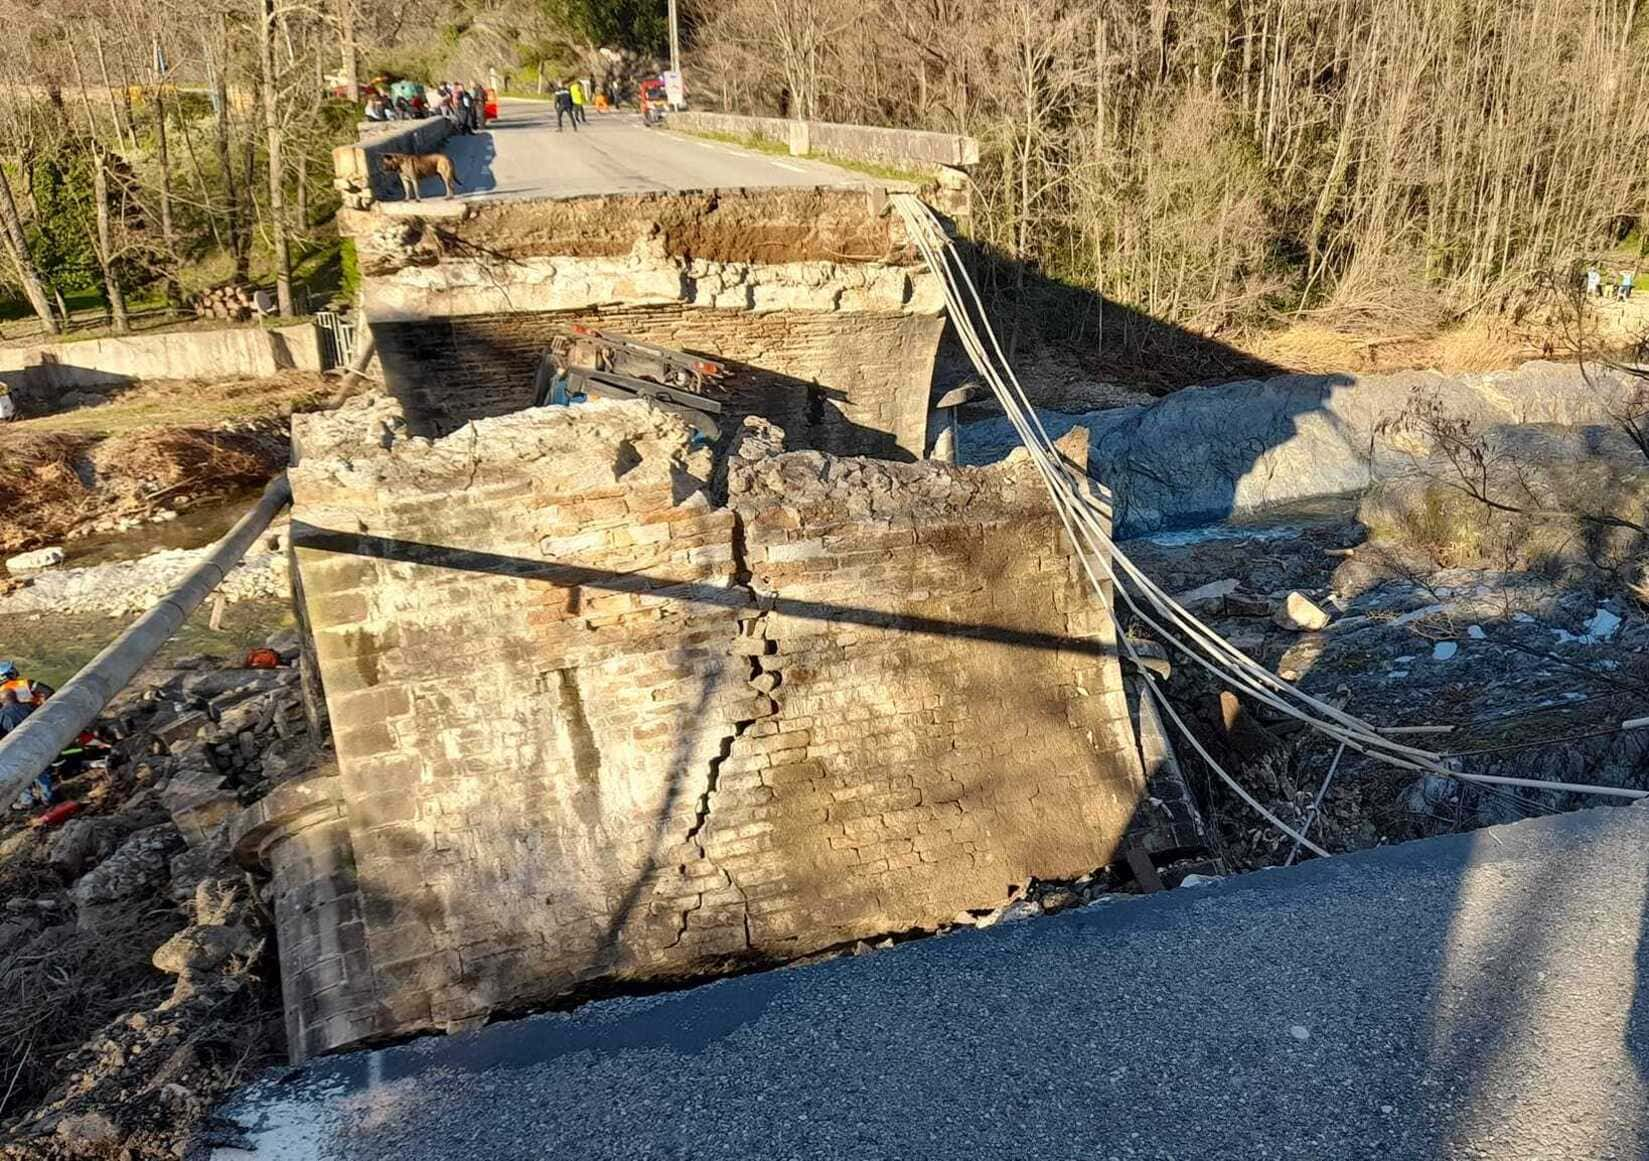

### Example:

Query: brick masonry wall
xmin=270 ymin=397 xmax=1144 ymax=1057
xmin=374 ymin=305 xmax=942 ymax=459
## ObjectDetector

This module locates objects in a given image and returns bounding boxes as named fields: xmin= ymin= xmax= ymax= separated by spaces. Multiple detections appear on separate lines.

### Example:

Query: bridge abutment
xmin=343 ymin=190 xmax=947 ymax=457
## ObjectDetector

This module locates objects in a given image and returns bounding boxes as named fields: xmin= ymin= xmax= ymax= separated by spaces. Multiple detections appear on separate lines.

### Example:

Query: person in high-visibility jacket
xmin=0 ymin=660 xmax=53 ymax=707
xmin=569 ymin=78 xmax=588 ymax=125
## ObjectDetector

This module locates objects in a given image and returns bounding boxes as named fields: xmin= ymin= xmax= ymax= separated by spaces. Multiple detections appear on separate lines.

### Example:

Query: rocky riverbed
xmin=0 ymin=521 xmax=290 ymax=618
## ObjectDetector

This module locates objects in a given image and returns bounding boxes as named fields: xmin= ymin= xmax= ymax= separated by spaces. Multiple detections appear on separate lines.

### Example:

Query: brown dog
xmin=380 ymin=151 xmax=461 ymax=200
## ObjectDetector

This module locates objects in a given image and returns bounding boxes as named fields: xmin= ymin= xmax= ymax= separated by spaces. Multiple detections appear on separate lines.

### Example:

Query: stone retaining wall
xmin=259 ymin=395 xmax=1146 ymax=1058
xmin=0 ymin=324 xmax=321 ymax=398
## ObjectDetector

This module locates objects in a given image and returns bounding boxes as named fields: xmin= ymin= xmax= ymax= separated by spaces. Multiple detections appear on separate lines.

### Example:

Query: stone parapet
xmin=332 ymin=118 xmax=455 ymax=209
xmin=668 ymin=112 xmax=980 ymax=170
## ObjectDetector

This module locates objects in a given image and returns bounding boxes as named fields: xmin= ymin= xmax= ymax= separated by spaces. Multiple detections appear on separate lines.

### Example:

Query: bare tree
xmin=0 ymin=167 xmax=59 ymax=335
xmin=255 ymin=0 xmax=293 ymax=315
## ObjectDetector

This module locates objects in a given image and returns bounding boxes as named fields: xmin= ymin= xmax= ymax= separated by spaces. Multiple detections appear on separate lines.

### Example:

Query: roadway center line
xmin=770 ymin=161 xmax=806 ymax=172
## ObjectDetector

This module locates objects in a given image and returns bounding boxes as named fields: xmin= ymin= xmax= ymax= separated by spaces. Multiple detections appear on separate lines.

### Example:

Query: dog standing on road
xmin=380 ymin=151 xmax=461 ymax=200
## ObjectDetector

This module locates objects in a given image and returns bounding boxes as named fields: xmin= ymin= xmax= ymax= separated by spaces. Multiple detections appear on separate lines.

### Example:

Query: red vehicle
xmin=329 ymin=82 xmax=381 ymax=101
xmin=640 ymin=78 xmax=666 ymax=126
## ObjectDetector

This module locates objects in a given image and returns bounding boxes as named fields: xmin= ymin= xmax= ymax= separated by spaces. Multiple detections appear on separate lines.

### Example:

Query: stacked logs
xmin=192 ymin=284 xmax=259 ymax=321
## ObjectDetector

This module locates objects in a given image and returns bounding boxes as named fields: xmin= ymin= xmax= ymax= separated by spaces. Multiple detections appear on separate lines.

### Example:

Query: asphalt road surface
xmin=442 ymin=99 xmax=884 ymax=201
xmin=212 ymin=804 xmax=1649 ymax=1161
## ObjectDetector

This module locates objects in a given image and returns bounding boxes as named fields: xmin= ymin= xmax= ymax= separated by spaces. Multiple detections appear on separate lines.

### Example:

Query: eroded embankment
xmin=0 ymin=373 xmax=333 ymax=559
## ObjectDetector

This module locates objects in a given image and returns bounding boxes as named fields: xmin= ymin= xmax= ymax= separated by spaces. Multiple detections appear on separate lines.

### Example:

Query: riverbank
xmin=0 ymin=373 xmax=338 ymax=560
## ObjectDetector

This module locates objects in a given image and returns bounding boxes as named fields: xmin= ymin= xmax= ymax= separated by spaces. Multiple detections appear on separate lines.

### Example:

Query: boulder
xmin=1273 ymin=591 xmax=1331 ymax=632
xmin=48 ymin=816 xmax=98 ymax=879
xmin=1175 ymin=578 xmax=1240 ymax=613
xmin=152 ymin=924 xmax=259 ymax=976
xmin=7 ymin=545 xmax=64 ymax=573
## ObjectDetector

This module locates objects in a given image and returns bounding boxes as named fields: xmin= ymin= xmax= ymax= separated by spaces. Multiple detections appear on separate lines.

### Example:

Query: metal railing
xmin=315 ymin=311 xmax=358 ymax=371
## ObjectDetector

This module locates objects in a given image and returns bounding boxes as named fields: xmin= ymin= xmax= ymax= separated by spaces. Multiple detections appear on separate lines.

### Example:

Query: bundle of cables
xmin=890 ymin=193 xmax=1647 ymax=860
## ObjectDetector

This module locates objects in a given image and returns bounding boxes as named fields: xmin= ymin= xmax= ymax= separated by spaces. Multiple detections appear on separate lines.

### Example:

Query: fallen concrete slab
xmin=211 ymin=802 xmax=1649 ymax=1161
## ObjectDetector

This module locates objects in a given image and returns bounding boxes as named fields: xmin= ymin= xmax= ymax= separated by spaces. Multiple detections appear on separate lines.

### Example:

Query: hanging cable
xmin=889 ymin=194 xmax=1649 ymax=837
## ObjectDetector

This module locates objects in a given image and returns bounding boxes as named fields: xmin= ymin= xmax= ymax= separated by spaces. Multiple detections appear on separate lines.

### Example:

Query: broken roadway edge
xmin=214 ymin=803 xmax=1649 ymax=1161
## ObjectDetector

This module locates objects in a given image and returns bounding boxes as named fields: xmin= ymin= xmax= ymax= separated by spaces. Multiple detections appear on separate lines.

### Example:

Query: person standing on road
xmin=554 ymin=81 xmax=578 ymax=132
xmin=569 ymin=78 xmax=588 ymax=125
xmin=1587 ymin=266 xmax=1603 ymax=297
xmin=1620 ymin=270 xmax=1636 ymax=301
xmin=471 ymin=81 xmax=487 ymax=130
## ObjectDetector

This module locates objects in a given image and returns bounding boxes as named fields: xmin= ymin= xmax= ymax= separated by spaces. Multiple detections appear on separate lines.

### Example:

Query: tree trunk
xmin=151 ymin=48 xmax=182 ymax=310
xmin=0 ymin=167 xmax=59 ymax=335
xmin=240 ymin=88 xmax=258 ymax=282
xmin=93 ymin=151 xmax=129 ymax=334
xmin=339 ymin=0 xmax=359 ymax=101
xmin=215 ymin=14 xmax=247 ymax=281
xmin=296 ymin=152 xmax=308 ymax=232
xmin=93 ymin=31 xmax=130 ymax=153
xmin=257 ymin=0 xmax=293 ymax=316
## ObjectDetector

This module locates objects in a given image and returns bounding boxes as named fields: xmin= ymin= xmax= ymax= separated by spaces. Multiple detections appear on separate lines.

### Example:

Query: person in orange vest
xmin=0 ymin=661 xmax=53 ymax=707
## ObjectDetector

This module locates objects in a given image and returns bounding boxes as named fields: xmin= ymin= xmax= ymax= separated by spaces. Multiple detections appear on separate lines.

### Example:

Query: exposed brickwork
xmin=375 ymin=306 xmax=942 ymax=457
xmin=264 ymin=397 xmax=1144 ymax=1057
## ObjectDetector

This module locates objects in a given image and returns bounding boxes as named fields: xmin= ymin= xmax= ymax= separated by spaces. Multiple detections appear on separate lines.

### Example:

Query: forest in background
xmin=0 ymin=0 xmax=657 ymax=340
xmin=2 ymin=0 xmax=1643 ymax=381
xmin=687 ymin=0 xmax=1649 ymax=376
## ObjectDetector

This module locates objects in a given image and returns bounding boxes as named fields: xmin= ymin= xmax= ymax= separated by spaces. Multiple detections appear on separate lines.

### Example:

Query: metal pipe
xmin=0 ymin=475 xmax=292 ymax=805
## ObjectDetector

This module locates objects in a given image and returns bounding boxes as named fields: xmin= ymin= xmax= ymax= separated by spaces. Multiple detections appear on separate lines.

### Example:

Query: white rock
xmin=6 ymin=546 xmax=64 ymax=574
xmin=1467 ymin=625 xmax=1486 ymax=639
xmin=1179 ymin=874 xmax=1222 ymax=888
xmin=1175 ymin=578 xmax=1240 ymax=610
xmin=1273 ymin=591 xmax=1331 ymax=632
xmin=1288 ymin=1024 xmax=1311 ymax=1042
xmin=1433 ymin=641 xmax=1458 ymax=661
xmin=1585 ymin=608 xmax=1622 ymax=641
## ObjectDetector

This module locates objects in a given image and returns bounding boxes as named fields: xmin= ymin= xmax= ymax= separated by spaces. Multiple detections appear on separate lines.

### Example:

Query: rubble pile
xmin=0 ymin=632 xmax=319 ymax=1161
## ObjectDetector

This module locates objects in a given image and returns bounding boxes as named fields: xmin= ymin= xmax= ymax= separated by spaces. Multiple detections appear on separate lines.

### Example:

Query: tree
xmin=256 ymin=0 xmax=293 ymax=316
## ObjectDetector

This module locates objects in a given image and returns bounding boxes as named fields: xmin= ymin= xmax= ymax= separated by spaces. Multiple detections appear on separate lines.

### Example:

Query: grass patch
xmin=13 ymin=376 xmax=329 ymax=439
xmin=7 ymin=598 xmax=293 ymax=689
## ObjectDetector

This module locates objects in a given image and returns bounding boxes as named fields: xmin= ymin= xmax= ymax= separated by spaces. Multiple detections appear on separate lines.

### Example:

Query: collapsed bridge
xmin=209 ymin=121 xmax=1221 ymax=1061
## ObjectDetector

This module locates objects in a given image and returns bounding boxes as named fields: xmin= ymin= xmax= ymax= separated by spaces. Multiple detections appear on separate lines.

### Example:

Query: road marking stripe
xmin=771 ymin=161 xmax=805 ymax=172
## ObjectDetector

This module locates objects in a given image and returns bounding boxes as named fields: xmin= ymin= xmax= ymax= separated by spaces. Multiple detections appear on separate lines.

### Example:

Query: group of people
xmin=553 ymin=79 xmax=591 ymax=131
xmin=1585 ymin=265 xmax=1636 ymax=301
xmin=364 ymin=81 xmax=488 ymax=134
xmin=435 ymin=82 xmax=489 ymax=134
